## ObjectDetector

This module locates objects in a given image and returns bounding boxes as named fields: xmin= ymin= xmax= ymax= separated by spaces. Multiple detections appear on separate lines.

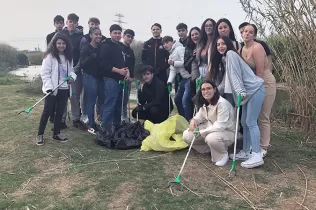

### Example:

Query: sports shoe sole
xmin=241 ymin=160 xmax=264 ymax=169
xmin=36 ymin=142 xmax=44 ymax=146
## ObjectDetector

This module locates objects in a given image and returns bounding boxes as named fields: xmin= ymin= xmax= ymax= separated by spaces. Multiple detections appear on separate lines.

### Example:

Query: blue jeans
xmin=83 ymin=73 xmax=103 ymax=127
xmin=241 ymin=85 xmax=266 ymax=153
xmin=122 ymin=82 xmax=131 ymax=120
xmin=175 ymin=79 xmax=192 ymax=121
xmin=102 ymin=78 xmax=123 ymax=126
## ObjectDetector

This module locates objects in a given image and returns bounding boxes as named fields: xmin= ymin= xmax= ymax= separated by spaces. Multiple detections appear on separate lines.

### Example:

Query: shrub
xmin=240 ymin=0 xmax=316 ymax=134
xmin=0 ymin=43 xmax=19 ymax=73
xmin=131 ymin=40 xmax=144 ymax=80
xmin=26 ymin=51 xmax=43 ymax=65
xmin=16 ymin=53 xmax=29 ymax=66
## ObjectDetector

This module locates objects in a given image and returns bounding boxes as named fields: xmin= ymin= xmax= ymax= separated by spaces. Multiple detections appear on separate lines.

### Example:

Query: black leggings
xmin=38 ymin=89 xmax=69 ymax=136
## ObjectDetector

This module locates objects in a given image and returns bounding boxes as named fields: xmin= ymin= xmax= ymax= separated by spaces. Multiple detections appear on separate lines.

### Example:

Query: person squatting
xmin=37 ymin=14 xmax=276 ymax=169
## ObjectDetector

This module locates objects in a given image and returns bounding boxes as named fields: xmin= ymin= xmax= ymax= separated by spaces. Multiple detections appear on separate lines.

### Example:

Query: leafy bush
xmin=26 ymin=51 xmax=43 ymax=65
xmin=0 ymin=43 xmax=19 ymax=73
xmin=131 ymin=40 xmax=144 ymax=80
xmin=16 ymin=53 xmax=29 ymax=66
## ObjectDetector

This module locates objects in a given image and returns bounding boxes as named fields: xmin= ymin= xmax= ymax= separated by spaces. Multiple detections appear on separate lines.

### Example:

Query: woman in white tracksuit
xmin=162 ymin=36 xmax=192 ymax=121
xmin=36 ymin=34 xmax=76 ymax=146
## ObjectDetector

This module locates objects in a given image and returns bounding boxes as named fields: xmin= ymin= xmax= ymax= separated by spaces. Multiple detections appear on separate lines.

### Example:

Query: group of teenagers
xmin=36 ymin=13 xmax=276 ymax=169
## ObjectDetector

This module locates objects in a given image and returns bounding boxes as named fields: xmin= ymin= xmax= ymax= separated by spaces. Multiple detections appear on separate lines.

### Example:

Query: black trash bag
xmin=95 ymin=121 xmax=150 ymax=150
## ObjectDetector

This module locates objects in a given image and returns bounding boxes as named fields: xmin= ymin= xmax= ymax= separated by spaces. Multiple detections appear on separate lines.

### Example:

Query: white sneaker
xmin=215 ymin=152 xmax=229 ymax=167
xmin=87 ymin=127 xmax=96 ymax=135
xmin=241 ymin=152 xmax=264 ymax=168
xmin=229 ymin=150 xmax=250 ymax=160
xmin=261 ymin=148 xmax=267 ymax=158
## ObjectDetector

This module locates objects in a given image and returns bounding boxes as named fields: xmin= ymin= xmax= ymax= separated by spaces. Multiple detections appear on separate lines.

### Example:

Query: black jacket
xmin=138 ymin=76 xmax=173 ymax=112
xmin=141 ymin=38 xmax=169 ymax=75
xmin=120 ymin=43 xmax=135 ymax=78
xmin=80 ymin=44 xmax=101 ymax=78
xmin=46 ymin=31 xmax=57 ymax=46
xmin=59 ymin=28 xmax=84 ymax=66
xmin=184 ymin=47 xmax=195 ymax=74
xmin=99 ymin=38 xmax=126 ymax=81
xmin=179 ymin=37 xmax=189 ymax=48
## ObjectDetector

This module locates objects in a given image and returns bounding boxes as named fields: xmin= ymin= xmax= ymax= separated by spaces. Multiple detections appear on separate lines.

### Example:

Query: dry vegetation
xmin=240 ymin=0 xmax=316 ymax=135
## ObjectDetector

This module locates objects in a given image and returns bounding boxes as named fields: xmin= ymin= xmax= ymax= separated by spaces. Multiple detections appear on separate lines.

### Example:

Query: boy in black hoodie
xmin=99 ymin=24 xmax=129 ymax=126
xmin=132 ymin=65 xmax=173 ymax=123
xmin=46 ymin=15 xmax=64 ymax=46
xmin=121 ymin=29 xmax=136 ymax=121
xmin=141 ymin=23 xmax=169 ymax=84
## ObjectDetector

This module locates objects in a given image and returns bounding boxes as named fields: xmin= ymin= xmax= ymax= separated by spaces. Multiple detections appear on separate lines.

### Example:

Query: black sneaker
xmin=36 ymin=135 xmax=44 ymax=146
xmin=73 ymin=120 xmax=86 ymax=131
xmin=52 ymin=134 xmax=68 ymax=142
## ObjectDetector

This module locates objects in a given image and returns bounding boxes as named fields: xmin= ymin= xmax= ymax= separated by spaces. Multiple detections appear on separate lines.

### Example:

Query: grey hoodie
xmin=224 ymin=50 xmax=264 ymax=105
xmin=167 ymin=41 xmax=191 ymax=83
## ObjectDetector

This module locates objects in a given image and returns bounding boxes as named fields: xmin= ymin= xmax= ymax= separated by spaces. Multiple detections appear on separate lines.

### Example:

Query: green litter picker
xmin=168 ymin=127 xmax=199 ymax=187
xmin=229 ymin=93 xmax=242 ymax=177
xmin=18 ymin=76 xmax=72 ymax=116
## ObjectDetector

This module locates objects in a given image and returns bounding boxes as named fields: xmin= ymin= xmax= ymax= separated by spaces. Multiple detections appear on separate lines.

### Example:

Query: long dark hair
xmin=199 ymin=18 xmax=216 ymax=49
xmin=198 ymin=80 xmax=220 ymax=107
xmin=44 ymin=34 xmax=73 ymax=63
xmin=187 ymin=27 xmax=201 ymax=51
xmin=213 ymin=18 xmax=237 ymax=42
xmin=207 ymin=36 xmax=237 ymax=83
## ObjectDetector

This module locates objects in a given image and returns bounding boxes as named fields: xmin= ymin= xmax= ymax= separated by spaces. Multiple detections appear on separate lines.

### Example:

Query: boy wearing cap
xmin=121 ymin=29 xmax=136 ymax=121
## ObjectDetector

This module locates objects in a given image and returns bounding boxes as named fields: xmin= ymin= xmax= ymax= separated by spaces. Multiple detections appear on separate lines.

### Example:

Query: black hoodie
xmin=141 ymin=37 xmax=169 ymax=76
xmin=80 ymin=44 xmax=101 ymax=78
xmin=99 ymin=38 xmax=125 ymax=81
xmin=120 ymin=43 xmax=135 ymax=78
xmin=59 ymin=28 xmax=84 ymax=66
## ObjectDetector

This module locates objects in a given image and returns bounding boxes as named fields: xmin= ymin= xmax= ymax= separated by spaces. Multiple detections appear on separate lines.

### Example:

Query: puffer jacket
xmin=167 ymin=41 xmax=191 ymax=83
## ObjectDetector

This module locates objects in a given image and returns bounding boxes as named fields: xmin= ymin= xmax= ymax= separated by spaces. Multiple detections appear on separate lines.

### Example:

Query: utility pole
xmin=113 ymin=13 xmax=127 ymax=30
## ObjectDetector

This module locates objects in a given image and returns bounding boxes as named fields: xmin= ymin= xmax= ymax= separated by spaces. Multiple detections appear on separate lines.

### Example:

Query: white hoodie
xmin=167 ymin=41 xmax=191 ymax=83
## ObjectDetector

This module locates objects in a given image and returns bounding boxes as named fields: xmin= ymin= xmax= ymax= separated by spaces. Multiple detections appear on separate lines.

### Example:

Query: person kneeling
xmin=183 ymin=80 xmax=235 ymax=166
xmin=132 ymin=65 xmax=173 ymax=124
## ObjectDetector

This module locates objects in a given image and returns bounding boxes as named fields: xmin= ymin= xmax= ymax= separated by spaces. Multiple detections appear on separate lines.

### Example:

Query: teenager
xmin=174 ymin=23 xmax=189 ymax=93
xmin=239 ymin=22 xmax=273 ymax=70
xmin=121 ymin=29 xmax=136 ymax=122
xmin=185 ymin=27 xmax=201 ymax=102
xmin=46 ymin=15 xmax=65 ymax=46
xmin=163 ymin=36 xmax=192 ymax=121
xmin=46 ymin=15 xmax=65 ymax=126
xmin=141 ymin=23 xmax=169 ymax=83
xmin=80 ymin=27 xmax=103 ymax=134
xmin=79 ymin=17 xmax=106 ymax=124
xmin=191 ymin=18 xmax=216 ymax=81
xmin=212 ymin=18 xmax=241 ymax=53
xmin=57 ymin=13 xmax=85 ymax=130
xmin=183 ymin=80 xmax=235 ymax=166
xmin=210 ymin=36 xmax=266 ymax=168
xmin=99 ymin=24 xmax=129 ymax=126
xmin=36 ymin=34 xmax=76 ymax=145
xmin=132 ymin=65 xmax=173 ymax=124
xmin=241 ymin=24 xmax=276 ymax=158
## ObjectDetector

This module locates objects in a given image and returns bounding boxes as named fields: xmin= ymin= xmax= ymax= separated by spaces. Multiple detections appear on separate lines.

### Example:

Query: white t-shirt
xmin=58 ymin=55 xmax=69 ymax=89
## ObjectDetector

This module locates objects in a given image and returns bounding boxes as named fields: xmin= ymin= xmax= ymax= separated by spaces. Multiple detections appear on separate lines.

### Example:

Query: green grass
xmin=0 ymin=82 xmax=316 ymax=209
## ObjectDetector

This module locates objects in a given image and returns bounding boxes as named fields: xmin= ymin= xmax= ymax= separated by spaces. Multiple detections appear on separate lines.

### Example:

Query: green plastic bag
xmin=141 ymin=115 xmax=189 ymax=152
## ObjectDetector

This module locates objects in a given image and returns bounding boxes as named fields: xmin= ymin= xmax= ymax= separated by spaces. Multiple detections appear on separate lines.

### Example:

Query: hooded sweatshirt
xmin=141 ymin=37 xmax=169 ymax=75
xmin=167 ymin=41 xmax=190 ymax=84
xmin=80 ymin=44 xmax=100 ymax=78
xmin=99 ymin=38 xmax=126 ymax=81
xmin=58 ymin=28 xmax=84 ymax=66
xmin=120 ymin=42 xmax=135 ymax=78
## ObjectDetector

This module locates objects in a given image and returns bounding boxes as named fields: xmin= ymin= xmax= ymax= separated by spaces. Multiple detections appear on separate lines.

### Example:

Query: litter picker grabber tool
xmin=168 ymin=83 xmax=172 ymax=116
xmin=18 ymin=76 xmax=72 ymax=116
xmin=119 ymin=80 xmax=126 ymax=123
xmin=127 ymin=83 xmax=131 ymax=123
xmin=193 ymin=78 xmax=202 ymax=116
xmin=135 ymin=80 xmax=140 ymax=121
xmin=168 ymin=127 xmax=199 ymax=187
xmin=229 ymin=93 xmax=242 ymax=177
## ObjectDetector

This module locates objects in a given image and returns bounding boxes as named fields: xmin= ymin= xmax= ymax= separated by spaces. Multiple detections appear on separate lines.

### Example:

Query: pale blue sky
xmin=0 ymin=0 xmax=247 ymax=50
